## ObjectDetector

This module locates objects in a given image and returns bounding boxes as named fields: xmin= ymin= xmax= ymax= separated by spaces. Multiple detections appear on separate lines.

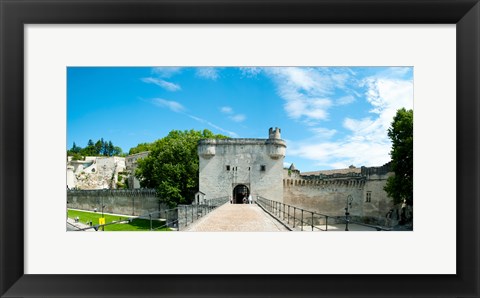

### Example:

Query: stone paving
xmin=183 ymin=203 xmax=289 ymax=232
xmin=66 ymin=217 xmax=95 ymax=231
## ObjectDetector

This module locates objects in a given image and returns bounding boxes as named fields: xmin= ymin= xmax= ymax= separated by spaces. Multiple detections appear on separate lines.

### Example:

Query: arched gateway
xmin=233 ymin=184 xmax=250 ymax=204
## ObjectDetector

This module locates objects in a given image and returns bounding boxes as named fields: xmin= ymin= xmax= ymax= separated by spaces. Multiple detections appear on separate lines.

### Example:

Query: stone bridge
xmin=182 ymin=200 xmax=390 ymax=232
xmin=183 ymin=203 xmax=289 ymax=232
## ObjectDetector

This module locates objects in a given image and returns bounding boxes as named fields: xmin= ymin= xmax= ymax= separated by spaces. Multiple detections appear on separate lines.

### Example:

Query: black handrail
xmin=257 ymin=196 xmax=330 ymax=231
xmin=256 ymin=196 xmax=390 ymax=231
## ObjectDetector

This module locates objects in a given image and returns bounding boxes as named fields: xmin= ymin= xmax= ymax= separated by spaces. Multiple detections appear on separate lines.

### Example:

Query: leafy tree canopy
xmin=128 ymin=142 xmax=154 ymax=155
xmin=135 ymin=129 xmax=228 ymax=207
xmin=384 ymin=108 xmax=413 ymax=205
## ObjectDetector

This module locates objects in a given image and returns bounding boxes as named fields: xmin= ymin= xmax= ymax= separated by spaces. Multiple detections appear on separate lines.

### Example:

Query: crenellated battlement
xmin=198 ymin=129 xmax=286 ymax=160
xmin=268 ymin=127 xmax=281 ymax=139
xmin=283 ymin=177 xmax=366 ymax=189
xmin=361 ymin=162 xmax=392 ymax=176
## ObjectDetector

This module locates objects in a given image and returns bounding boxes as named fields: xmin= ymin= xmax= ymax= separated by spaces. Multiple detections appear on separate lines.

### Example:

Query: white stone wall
xmin=282 ymin=173 xmax=394 ymax=220
xmin=66 ymin=166 xmax=76 ymax=189
xmin=362 ymin=173 xmax=394 ymax=217
xmin=199 ymin=138 xmax=286 ymax=202
xmin=67 ymin=156 xmax=126 ymax=190
xmin=283 ymin=179 xmax=365 ymax=216
xmin=125 ymin=151 xmax=150 ymax=170
xmin=125 ymin=151 xmax=150 ymax=189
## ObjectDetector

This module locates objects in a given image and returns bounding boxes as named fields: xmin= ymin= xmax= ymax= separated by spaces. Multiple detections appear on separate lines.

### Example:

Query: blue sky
xmin=67 ymin=66 xmax=413 ymax=172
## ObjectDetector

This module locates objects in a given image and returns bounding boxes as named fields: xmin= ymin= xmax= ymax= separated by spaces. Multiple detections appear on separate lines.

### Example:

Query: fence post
xmin=312 ymin=212 xmax=314 ymax=231
xmin=288 ymin=205 xmax=290 ymax=224
xmin=326 ymin=216 xmax=328 ymax=231
xmin=301 ymin=209 xmax=304 ymax=231
xmin=149 ymin=214 xmax=152 ymax=231
xmin=185 ymin=206 xmax=188 ymax=227
xmin=293 ymin=207 xmax=296 ymax=228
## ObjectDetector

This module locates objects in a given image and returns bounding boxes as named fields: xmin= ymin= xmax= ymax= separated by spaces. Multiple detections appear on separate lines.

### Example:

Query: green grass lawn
xmin=67 ymin=209 xmax=170 ymax=231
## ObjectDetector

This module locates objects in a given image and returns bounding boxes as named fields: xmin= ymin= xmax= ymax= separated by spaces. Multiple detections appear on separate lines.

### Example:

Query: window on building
xmin=260 ymin=165 xmax=266 ymax=171
xmin=226 ymin=165 xmax=230 ymax=171
xmin=366 ymin=191 xmax=372 ymax=202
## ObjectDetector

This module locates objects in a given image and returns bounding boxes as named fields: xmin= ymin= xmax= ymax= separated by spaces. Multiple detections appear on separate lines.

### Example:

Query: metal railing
xmin=257 ymin=196 xmax=330 ymax=231
xmin=179 ymin=196 xmax=229 ymax=230
xmin=256 ymin=197 xmax=390 ymax=231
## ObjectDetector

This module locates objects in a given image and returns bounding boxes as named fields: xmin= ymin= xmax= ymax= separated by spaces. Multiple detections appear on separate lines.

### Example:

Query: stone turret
xmin=198 ymin=139 xmax=216 ymax=158
xmin=269 ymin=127 xmax=281 ymax=139
xmin=267 ymin=127 xmax=286 ymax=159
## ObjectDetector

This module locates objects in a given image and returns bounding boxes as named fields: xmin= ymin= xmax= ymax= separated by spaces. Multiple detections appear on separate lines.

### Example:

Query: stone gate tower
xmin=198 ymin=127 xmax=286 ymax=203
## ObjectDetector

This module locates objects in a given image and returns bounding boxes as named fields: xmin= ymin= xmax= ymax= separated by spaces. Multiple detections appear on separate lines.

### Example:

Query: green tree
xmin=135 ymin=129 xmax=228 ymax=206
xmin=81 ymin=139 xmax=96 ymax=156
xmin=95 ymin=138 xmax=104 ymax=155
xmin=68 ymin=138 xmax=124 ymax=157
xmin=113 ymin=146 xmax=123 ymax=156
xmin=128 ymin=142 xmax=154 ymax=155
xmin=384 ymin=108 xmax=413 ymax=205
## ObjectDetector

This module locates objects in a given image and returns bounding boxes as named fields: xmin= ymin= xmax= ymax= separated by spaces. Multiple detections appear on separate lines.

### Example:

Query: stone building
xmin=283 ymin=162 xmax=394 ymax=221
xmin=66 ymin=156 xmax=126 ymax=190
xmin=125 ymin=151 xmax=150 ymax=189
xmin=198 ymin=127 xmax=396 ymax=221
xmin=198 ymin=127 xmax=286 ymax=203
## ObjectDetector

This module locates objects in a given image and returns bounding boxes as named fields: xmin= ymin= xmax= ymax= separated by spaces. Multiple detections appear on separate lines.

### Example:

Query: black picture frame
xmin=1 ymin=0 xmax=479 ymax=297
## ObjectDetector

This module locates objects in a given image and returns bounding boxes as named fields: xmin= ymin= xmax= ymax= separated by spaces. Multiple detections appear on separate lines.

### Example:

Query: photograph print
xmin=66 ymin=66 xmax=413 ymax=232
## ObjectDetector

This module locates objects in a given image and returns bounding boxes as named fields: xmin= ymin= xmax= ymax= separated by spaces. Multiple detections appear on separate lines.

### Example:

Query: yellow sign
xmin=99 ymin=218 xmax=106 ymax=225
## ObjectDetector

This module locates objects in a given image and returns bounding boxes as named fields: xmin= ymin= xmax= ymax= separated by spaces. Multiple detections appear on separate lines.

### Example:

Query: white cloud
xmin=309 ymin=127 xmax=337 ymax=139
xmin=219 ymin=106 xmax=246 ymax=123
xmin=240 ymin=67 xmax=263 ymax=78
xmin=150 ymin=98 xmax=238 ymax=137
xmin=220 ymin=106 xmax=233 ymax=114
xmin=337 ymin=95 xmax=356 ymax=105
xmin=264 ymin=67 xmax=344 ymax=122
xmin=187 ymin=115 xmax=239 ymax=137
xmin=142 ymin=77 xmax=181 ymax=92
xmin=288 ymin=70 xmax=413 ymax=170
xmin=289 ymin=140 xmax=391 ymax=170
xmin=151 ymin=98 xmax=185 ymax=113
xmin=364 ymin=78 xmax=413 ymax=114
xmin=230 ymin=114 xmax=246 ymax=122
xmin=151 ymin=67 xmax=182 ymax=78
xmin=196 ymin=67 xmax=220 ymax=80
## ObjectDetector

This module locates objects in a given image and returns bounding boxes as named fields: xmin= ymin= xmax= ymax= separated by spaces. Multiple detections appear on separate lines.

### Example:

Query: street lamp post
xmin=345 ymin=195 xmax=353 ymax=231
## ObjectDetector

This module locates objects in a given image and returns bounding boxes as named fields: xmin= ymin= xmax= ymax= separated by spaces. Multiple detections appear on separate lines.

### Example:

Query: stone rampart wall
xmin=283 ymin=172 xmax=395 ymax=220
xmin=67 ymin=189 xmax=165 ymax=216
xmin=283 ymin=179 xmax=365 ymax=216
xmin=283 ymin=163 xmax=395 ymax=221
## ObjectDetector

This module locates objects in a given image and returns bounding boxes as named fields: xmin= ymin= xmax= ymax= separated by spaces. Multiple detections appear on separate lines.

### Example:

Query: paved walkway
xmin=66 ymin=218 xmax=96 ymax=231
xmin=183 ymin=203 xmax=289 ymax=232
